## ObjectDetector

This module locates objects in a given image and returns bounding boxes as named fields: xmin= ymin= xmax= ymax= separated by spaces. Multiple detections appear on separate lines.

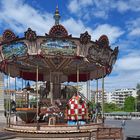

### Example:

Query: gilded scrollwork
xmin=49 ymin=24 xmax=68 ymax=37
xmin=100 ymin=48 xmax=111 ymax=63
xmin=109 ymin=47 xmax=119 ymax=66
xmin=88 ymin=44 xmax=102 ymax=61
xmin=24 ymin=28 xmax=37 ymax=42
xmin=2 ymin=29 xmax=17 ymax=43
xmin=24 ymin=28 xmax=38 ymax=54
xmin=98 ymin=35 xmax=109 ymax=48
xmin=80 ymin=31 xmax=91 ymax=45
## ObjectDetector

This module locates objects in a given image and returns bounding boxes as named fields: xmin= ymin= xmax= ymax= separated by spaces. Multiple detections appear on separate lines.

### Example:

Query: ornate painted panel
xmin=2 ymin=42 xmax=27 ymax=59
xmin=40 ymin=39 xmax=77 ymax=56
xmin=88 ymin=44 xmax=101 ymax=60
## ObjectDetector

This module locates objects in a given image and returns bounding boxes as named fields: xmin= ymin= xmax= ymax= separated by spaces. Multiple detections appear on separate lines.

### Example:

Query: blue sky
xmin=0 ymin=0 xmax=140 ymax=91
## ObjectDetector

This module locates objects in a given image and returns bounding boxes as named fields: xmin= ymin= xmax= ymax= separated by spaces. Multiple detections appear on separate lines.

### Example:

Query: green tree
xmin=104 ymin=103 xmax=121 ymax=112
xmin=124 ymin=96 xmax=135 ymax=112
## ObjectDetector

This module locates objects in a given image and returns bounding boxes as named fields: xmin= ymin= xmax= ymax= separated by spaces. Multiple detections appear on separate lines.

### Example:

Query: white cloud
xmin=0 ymin=0 xmax=54 ymax=34
xmin=104 ymin=70 xmax=140 ymax=91
xmin=93 ymin=11 xmax=107 ymax=19
xmin=68 ymin=0 xmax=109 ymax=19
xmin=115 ymin=1 xmax=129 ymax=12
xmin=92 ymin=24 xmax=124 ymax=44
xmin=116 ymin=57 xmax=140 ymax=71
xmin=62 ymin=18 xmax=92 ymax=37
xmin=129 ymin=28 xmax=140 ymax=36
xmin=68 ymin=0 xmax=140 ymax=19
xmin=68 ymin=0 xmax=79 ymax=13
xmin=0 ymin=0 xmax=123 ymax=44
xmin=103 ymin=49 xmax=140 ymax=91
xmin=63 ymin=19 xmax=124 ymax=44
xmin=128 ymin=18 xmax=140 ymax=27
xmin=68 ymin=0 xmax=93 ymax=13
xmin=120 ymin=0 xmax=140 ymax=12
xmin=127 ymin=18 xmax=140 ymax=37
xmin=87 ymin=68 xmax=140 ymax=92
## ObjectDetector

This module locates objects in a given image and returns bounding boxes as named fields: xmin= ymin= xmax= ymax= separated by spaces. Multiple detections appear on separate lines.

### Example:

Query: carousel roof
xmin=0 ymin=7 xmax=119 ymax=82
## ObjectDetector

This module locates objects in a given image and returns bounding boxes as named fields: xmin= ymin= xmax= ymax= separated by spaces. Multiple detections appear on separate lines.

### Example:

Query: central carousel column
xmin=51 ymin=72 xmax=62 ymax=100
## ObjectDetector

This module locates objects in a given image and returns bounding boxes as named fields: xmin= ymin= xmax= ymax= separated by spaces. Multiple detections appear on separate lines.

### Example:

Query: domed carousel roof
xmin=0 ymin=7 xmax=119 ymax=82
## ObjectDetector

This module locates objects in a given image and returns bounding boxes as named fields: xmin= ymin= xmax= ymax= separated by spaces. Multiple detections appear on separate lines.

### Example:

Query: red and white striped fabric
xmin=67 ymin=95 xmax=87 ymax=120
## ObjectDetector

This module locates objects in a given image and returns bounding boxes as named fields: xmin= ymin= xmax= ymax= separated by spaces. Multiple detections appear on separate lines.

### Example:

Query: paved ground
xmin=105 ymin=118 xmax=140 ymax=139
xmin=0 ymin=111 xmax=6 ymax=129
xmin=0 ymin=111 xmax=16 ymax=139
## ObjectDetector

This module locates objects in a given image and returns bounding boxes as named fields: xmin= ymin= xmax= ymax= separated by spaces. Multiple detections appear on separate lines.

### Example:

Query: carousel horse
xmin=11 ymin=100 xmax=16 ymax=112
xmin=40 ymin=81 xmax=50 ymax=99
xmin=5 ymin=100 xmax=16 ymax=117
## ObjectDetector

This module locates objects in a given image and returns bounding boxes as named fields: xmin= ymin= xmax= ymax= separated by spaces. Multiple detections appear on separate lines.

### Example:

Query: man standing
xmin=121 ymin=120 xmax=126 ymax=129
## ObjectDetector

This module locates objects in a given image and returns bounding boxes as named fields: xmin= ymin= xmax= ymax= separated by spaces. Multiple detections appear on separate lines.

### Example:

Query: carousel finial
xmin=54 ymin=5 xmax=60 ymax=25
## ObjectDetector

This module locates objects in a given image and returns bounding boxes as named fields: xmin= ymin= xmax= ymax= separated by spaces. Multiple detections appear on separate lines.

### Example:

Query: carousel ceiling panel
xmin=26 ymin=56 xmax=49 ymax=68
xmin=49 ymin=57 xmax=72 ymax=71
xmin=62 ymin=63 xmax=98 ymax=76
xmin=14 ymin=58 xmax=37 ymax=70
xmin=66 ymin=59 xmax=97 ymax=71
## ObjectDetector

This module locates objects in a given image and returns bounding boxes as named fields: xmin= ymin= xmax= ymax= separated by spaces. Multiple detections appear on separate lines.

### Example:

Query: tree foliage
xmin=104 ymin=103 xmax=121 ymax=112
xmin=124 ymin=96 xmax=135 ymax=112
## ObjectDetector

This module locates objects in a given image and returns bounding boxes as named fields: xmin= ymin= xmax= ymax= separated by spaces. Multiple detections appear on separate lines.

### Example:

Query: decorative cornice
xmin=24 ymin=28 xmax=37 ymax=42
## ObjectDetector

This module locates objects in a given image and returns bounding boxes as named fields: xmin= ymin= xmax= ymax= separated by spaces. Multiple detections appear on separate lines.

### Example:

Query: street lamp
xmin=135 ymin=97 xmax=137 ymax=112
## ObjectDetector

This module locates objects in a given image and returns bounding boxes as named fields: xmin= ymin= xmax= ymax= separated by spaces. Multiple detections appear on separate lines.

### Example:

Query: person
xmin=121 ymin=120 xmax=126 ymax=128
xmin=91 ymin=110 xmax=96 ymax=122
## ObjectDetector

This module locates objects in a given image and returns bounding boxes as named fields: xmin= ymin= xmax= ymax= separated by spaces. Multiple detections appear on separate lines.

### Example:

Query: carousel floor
xmin=5 ymin=120 xmax=102 ymax=134
xmin=4 ymin=115 xmax=123 ymax=139
xmin=4 ymin=123 xmax=123 ymax=140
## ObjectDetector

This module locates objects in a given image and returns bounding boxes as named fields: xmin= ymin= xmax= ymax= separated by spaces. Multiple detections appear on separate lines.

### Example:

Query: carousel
xmin=0 ymin=7 xmax=119 ymax=138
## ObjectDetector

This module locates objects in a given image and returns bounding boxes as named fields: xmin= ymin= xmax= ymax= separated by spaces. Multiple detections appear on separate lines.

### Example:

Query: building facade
xmin=91 ymin=90 xmax=107 ymax=103
xmin=91 ymin=88 xmax=137 ymax=107
xmin=111 ymin=88 xmax=137 ymax=107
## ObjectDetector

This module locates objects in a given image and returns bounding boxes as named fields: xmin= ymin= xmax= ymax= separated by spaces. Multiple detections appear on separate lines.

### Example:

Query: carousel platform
xmin=4 ymin=123 xmax=123 ymax=139
xmin=4 ymin=123 xmax=100 ymax=139
xmin=5 ymin=122 xmax=101 ymax=133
